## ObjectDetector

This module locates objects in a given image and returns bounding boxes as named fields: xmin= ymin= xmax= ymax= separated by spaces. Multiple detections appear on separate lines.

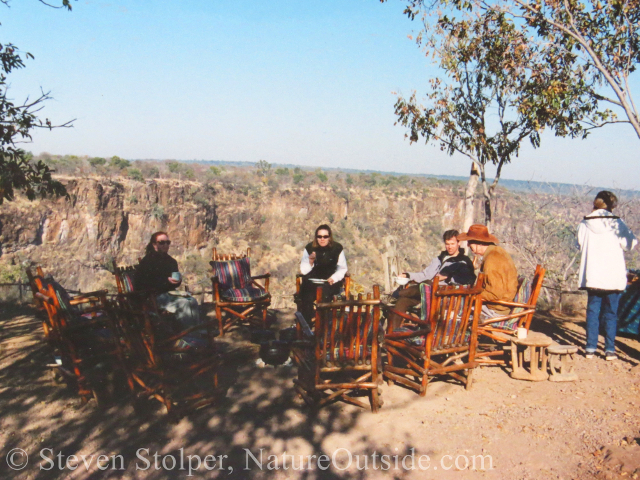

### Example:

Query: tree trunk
xmin=478 ymin=163 xmax=492 ymax=228
xmin=463 ymin=162 xmax=480 ymax=232
xmin=482 ymin=180 xmax=492 ymax=229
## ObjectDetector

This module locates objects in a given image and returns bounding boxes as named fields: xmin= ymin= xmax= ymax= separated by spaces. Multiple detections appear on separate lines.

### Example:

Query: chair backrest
xmin=212 ymin=247 xmax=250 ymax=262
xmin=39 ymin=283 xmax=70 ymax=333
xmin=521 ymin=265 xmax=545 ymax=330
xmin=426 ymin=275 xmax=484 ymax=354
xmin=112 ymin=260 xmax=139 ymax=294
xmin=106 ymin=298 xmax=160 ymax=368
xmin=314 ymin=285 xmax=381 ymax=367
xmin=26 ymin=266 xmax=47 ymax=309
xmin=211 ymin=257 xmax=252 ymax=290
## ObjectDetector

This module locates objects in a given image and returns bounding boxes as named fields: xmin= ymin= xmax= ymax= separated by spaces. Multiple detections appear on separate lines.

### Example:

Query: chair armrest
xmin=251 ymin=273 xmax=271 ymax=280
xmin=479 ymin=309 xmax=535 ymax=327
xmin=71 ymin=289 xmax=108 ymax=300
xmin=68 ymin=291 xmax=108 ymax=306
xmin=385 ymin=327 xmax=430 ymax=340
xmin=382 ymin=305 xmax=426 ymax=324
xmin=483 ymin=299 xmax=532 ymax=309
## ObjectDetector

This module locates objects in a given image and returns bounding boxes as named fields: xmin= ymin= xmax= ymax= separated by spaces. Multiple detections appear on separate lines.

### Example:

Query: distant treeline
xmin=33 ymin=153 xmax=638 ymax=197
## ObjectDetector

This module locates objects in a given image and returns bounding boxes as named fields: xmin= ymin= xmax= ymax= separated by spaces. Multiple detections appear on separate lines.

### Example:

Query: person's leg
xmin=585 ymin=290 xmax=603 ymax=354
xmin=296 ymin=281 xmax=319 ymax=324
xmin=601 ymin=291 xmax=621 ymax=355
xmin=388 ymin=285 xmax=421 ymax=330
xmin=322 ymin=281 xmax=343 ymax=302
xmin=480 ymin=304 xmax=500 ymax=320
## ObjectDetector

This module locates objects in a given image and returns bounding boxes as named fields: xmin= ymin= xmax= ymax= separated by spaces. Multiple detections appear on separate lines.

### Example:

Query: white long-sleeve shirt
xmin=300 ymin=249 xmax=348 ymax=283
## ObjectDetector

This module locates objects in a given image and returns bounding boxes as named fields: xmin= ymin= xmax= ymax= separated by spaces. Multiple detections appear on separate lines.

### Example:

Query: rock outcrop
xmin=0 ymin=176 xmax=473 ymax=305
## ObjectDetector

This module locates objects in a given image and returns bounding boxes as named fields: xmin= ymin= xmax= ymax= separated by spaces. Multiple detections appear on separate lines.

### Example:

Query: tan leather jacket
xmin=480 ymin=245 xmax=518 ymax=312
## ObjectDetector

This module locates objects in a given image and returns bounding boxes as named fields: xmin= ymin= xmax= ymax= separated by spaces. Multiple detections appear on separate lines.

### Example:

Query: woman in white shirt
xmin=296 ymin=224 xmax=348 ymax=322
xmin=577 ymin=191 xmax=637 ymax=360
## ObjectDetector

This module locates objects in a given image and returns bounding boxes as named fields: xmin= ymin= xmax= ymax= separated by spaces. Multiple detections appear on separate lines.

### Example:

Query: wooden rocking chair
xmin=292 ymin=285 xmax=383 ymax=413
xmin=476 ymin=265 xmax=546 ymax=365
xmin=106 ymin=297 xmax=221 ymax=416
xmin=383 ymin=275 xmax=484 ymax=395
xmin=37 ymin=282 xmax=125 ymax=404
xmin=210 ymin=248 xmax=271 ymax=335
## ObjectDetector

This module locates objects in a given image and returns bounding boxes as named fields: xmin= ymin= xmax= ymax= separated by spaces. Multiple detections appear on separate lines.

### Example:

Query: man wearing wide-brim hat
xmin=457 ymin=224 xmax=518 ymax=317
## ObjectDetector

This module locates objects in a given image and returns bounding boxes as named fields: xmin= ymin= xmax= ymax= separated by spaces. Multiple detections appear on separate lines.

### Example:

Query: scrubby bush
xmin=110 ymin=156 xmax=130 ymax=170
xmin=127 ymin=168 xmax=144 ymax=182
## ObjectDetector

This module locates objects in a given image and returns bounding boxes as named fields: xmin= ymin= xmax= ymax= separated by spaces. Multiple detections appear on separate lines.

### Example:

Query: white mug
xmin=517 ymin=327 xmax=527 ymax=339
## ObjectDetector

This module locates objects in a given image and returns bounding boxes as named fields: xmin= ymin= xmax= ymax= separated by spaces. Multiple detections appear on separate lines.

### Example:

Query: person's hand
xmin=437 ymin=274 xmax=447 ymax=280
xmin=327 ymin=278 xmax=335 ymax=285
xmin=168 ymin=277 xmax=180 ymax=285
xmin=308 ymin=252 xmax=316 ymax=265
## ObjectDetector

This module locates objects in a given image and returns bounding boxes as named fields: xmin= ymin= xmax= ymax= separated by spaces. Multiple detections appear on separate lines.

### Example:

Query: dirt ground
xmin=1 ymin=304 xmax=640 ymax=480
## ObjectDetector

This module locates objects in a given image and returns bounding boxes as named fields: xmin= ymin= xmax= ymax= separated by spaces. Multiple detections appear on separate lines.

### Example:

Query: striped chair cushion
xmin=419 ymin=284 xmax=432 ymax=322
xmin=120 ymin=272 xmax=135 ymax=293
xmin=212 ymin=258 xmax=252 ymax=290
xmin=490 ymin=276 xmax=532 ymax=332
xmin=221 ymin=286 xmax=268 ymax=302
xmin=324 ymin=345 xmax=372 ymax=363
xmin=50 ymin=280 xmax=78 ymax=314
xmin=396 ymin=322 xmax=471 ymax=348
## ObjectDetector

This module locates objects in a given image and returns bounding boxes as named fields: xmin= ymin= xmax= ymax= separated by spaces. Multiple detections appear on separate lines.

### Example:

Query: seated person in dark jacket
xmin=296 ymin=224 xmax=348 ymax=323
xmin=134 ymin=231 xmax=201 ymax=330
xmin=388 ymin=229 xmax=476 ymax=330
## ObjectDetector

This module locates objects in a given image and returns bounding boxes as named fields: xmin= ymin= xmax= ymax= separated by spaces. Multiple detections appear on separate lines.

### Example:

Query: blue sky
xmin=3 ymin=0 xmax=639 ymax=189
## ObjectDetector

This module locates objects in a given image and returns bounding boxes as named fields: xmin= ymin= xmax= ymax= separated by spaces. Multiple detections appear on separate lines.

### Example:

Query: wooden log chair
xmin=292 ymin=285 xmax=383 ymax=413
xmin=105 ymin=296 xmax=221 ymax=416
xmin=37 ymin=282 xmax=125 ymax=404
xmin=383 ymin=275 xmax=484 ymax=395
xmin=476 ymin=265 xmax=546 ymax=366
xmin=210 ymin=248 xmax=271 ymax=335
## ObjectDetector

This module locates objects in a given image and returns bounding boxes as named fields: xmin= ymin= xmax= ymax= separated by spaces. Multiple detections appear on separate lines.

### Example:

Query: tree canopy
xmin=393 ymin=11 xmax=559 ymax=224
xmin=0 ymin=0 xmax=75 ymax=204
xmin=386 ymin=0 xmax=640 ymax=140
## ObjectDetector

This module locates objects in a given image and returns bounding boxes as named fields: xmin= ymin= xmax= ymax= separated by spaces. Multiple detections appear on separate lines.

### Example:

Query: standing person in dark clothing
xmin=134 ymin=231 xmax=201 ymax=330
xmin=388 ymin=229 xmax=476 ymax=330
xmin=296 ymin=224 xmax=348 ymax=322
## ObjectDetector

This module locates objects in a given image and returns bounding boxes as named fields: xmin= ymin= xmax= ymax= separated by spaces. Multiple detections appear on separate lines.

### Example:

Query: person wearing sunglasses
xmin=134 ymin=231 xmax=201 ymax=329
xmin=296 ymin=224 xmax=348 ymax=322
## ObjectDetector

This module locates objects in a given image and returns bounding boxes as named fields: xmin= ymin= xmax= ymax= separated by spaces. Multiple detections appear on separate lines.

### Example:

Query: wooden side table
xmin=547 ymin=345 xmax=579 ymax=382
xmin=510 ymin=332 xmax=553 ymax=381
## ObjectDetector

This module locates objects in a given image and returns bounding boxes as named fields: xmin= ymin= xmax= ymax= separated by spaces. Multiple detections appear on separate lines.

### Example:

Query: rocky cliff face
xmin=0 ymin=176 xmax=474 ymax=305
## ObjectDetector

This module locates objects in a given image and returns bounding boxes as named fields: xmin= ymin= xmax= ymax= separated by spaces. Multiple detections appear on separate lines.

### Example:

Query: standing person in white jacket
xmin=577 ymin=191 xmax=637 ymax=360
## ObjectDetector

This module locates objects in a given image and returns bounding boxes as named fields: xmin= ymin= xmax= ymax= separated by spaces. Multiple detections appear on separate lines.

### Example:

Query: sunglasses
xmin=156 ymin=240 xmax=171 ymax=246
xmin=316 ymin=235 xmax=330 ymax=239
